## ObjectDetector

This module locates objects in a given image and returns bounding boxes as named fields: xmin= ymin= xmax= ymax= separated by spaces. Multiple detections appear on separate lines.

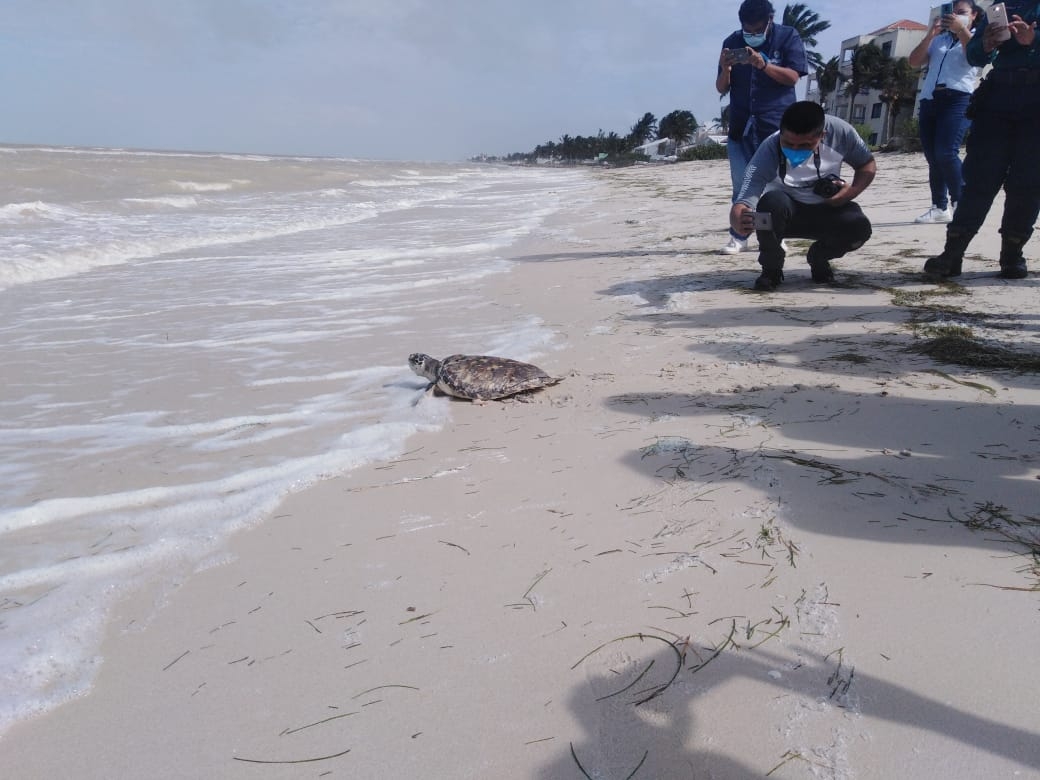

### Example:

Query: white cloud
xmin=0 ymin=1 xmax=930 ymax=160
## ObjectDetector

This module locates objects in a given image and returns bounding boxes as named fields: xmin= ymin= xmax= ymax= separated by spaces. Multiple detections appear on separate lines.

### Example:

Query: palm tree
xmin=845 ymin=43 xmax=886 ymax=125
xmin=657 ymin=110 xmax=698 ymax=152
xmin=532 ymin=140 xmax=558 ymax=163
xmin=628 ymin=112 xmax=657 ymax=147
xmin=815 ymin=55 xmax=842 ymax=109
xmin=783 ymin=3 xmax=832 ymax=73
xmin=877 ymin=56 xmax=920 ymax=144
xmin=603 ymin=131 xmax=625 ymax=156
xmin=558 ymin=134 xmax=576 ymax=160
xmin=712 ymin=104 xmax=731 ymax=134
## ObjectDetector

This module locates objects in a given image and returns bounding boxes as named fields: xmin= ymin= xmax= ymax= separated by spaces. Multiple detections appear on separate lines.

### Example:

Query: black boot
xmin=923 ymin=228 xmax=972 ymax=278
xmin=806 ymin=243 xmax=836 ymax=284
xmin=753 ymin=267 xmax=784 ymax=291
xmin=998 ymin=232 xmax=1029 ymax=279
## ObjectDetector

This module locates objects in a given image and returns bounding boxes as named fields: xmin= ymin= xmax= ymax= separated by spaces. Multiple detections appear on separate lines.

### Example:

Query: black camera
xmin=813 ymin=174 xmax=845 ymax=198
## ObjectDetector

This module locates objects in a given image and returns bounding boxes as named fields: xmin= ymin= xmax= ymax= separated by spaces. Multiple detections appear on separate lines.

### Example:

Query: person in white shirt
xmin=908 ymin=1 xmax=982 ymax=224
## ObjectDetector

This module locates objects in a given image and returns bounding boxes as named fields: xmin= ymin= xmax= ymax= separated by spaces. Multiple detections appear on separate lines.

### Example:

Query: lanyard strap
xmin=934 ymin=33 xmax=959 ymax=84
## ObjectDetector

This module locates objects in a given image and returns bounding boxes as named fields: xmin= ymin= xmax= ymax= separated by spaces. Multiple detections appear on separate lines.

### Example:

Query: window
xmin=842 ymin=48 xmax=854 ymax=63
xmin=871 ymin=103 xmax=883 ymax=119
xmin=869 ymin=133 xmax=879 ymax=145
xmin=881 ymin=41 xmax=893 ymax=57
xmin=852 ymin=106 xmax=866 ymax=123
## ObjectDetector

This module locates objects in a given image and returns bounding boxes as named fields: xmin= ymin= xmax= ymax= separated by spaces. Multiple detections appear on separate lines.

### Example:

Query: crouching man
xmin=729 ymin=101 xmax=877 ymax=291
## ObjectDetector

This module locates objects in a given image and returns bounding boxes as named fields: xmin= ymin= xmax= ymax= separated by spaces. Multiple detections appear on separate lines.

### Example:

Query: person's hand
xmin=720 ymin=48 xmax=749 ymax=69
xmin=750 ymin=50 xmax=768 ymax=71
xmin=942 ymin=12 xmax=967 ymax=35
xmin=929 ymin=16 xmax=944 ymax=37
xmin=730 ymin=203 xmax=752 ymax=234
xmin=721 ymin=47 xmax=755 ymax=68
xmin=983 ymin=21 xmax=1007 ymax=52
xmin=822 ymin=180 xmax=851 ymax=206
xmin=1009 ymin=15 xmax=1038 ymax=46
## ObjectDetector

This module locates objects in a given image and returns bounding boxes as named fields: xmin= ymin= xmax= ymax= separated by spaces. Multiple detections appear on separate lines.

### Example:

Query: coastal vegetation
xmin=476 ymin=5 xmax=921 ymax=164
xmin=477 ymin=4 xmax=835 ymax=166
xmin=475 ymin=109 xmax=706 ymax=166
xmin=816 ymin=42 xmax=922 ymax=147
xmin=783 ymin=3 xmax=831 ymax=72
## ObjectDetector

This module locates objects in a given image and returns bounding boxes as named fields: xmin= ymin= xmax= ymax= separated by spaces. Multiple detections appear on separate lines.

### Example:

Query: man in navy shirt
xmin=717 ymin=0 xmax=807 ymax=255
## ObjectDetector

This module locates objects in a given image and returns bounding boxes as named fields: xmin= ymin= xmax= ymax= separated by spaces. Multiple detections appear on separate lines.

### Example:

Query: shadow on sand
xmin=536 ymin=636 xmax=1040 ymax=778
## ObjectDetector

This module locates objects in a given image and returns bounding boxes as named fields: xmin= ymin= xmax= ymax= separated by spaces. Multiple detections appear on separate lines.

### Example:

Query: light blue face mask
xmin=743 ymin=21 xmax=769 ymax=48
xmin=743 ymin=30 xmax=767 ymax=47
xmin=781 ymin=147 xmax=813 ymax=168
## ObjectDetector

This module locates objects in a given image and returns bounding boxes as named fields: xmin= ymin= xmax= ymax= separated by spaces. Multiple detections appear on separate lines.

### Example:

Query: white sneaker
xmin=914 ymin=205 xmax=952 ymax=224
xmin=720 ymin=235 xmax=749 ymax=254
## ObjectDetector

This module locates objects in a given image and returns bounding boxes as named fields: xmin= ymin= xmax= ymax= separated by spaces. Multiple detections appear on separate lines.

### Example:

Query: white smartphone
xmin=987 ymin=2 xmax=1011 ymax=42
xmin=751 ymin=212 xmax=774 ymax=231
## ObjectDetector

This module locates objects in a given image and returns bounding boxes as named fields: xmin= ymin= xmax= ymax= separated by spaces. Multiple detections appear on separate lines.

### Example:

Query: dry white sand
xmin=3 ymin=155 xmax=1039 ymax=779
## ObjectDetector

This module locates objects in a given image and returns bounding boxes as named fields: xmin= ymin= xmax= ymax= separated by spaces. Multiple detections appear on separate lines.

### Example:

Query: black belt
xmin=986 ymin=68 xmax=1040 ymax=86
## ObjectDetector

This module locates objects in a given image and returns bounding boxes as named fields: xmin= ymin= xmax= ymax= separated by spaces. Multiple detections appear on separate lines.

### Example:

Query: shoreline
xmin=3 ymin=155 xmax=1039 ymax=778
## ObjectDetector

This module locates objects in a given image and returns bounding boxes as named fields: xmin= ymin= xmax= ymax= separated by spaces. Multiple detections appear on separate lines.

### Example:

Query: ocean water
xmin=0 ymin=145 xmax=593 ymax=734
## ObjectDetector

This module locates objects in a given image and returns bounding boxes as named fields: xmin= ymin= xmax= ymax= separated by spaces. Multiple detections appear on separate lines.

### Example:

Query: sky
xmin=0 ymin=1 xmax=932 ymax=161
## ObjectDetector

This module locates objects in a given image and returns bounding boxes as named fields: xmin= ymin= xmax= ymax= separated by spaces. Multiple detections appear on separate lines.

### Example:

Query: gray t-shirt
xmin=735 ymin=115 xmax=874 ymax=207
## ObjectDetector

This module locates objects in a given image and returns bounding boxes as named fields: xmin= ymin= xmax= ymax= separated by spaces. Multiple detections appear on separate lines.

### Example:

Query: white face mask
xmin=955 ymin=13 xmax=971 ymax=28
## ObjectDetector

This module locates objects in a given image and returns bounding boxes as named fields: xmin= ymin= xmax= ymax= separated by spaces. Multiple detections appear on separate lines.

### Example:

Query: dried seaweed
xmin=570 ymin=743 xmax=649 ymax=780
xmin=687 ymin=620 xmax=737 ymax=675
xmin=915 ymin=335 xmax=1040 ymax=372
xmin=233 ymin=747 xmax=351 ymax=764
xmin=922 ymin=369 xmax=996 ymax=395
xmin=506 ymin=568 xmax=551 ymax=610
xmin=766 ymin=750 xmax=833 ymax=776
xmin=280 ymin=712 xmax=358 ymax=736
xmin=571 ymin=633 xmax=683 ymax=705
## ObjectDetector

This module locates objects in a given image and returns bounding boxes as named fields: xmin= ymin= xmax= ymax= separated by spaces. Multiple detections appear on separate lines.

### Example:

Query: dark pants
xmin=728 ymin=118 xmax=776 ymax=239
xmin=918 ymin=90 xmax=971 ymax=209
xmin=949 ymin=80 xmax=1040 ymax=248
xmin=755 ymin=189 xmax=873 ymax=270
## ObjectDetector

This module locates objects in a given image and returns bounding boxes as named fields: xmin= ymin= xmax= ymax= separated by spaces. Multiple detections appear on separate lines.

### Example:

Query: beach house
xmin=806 ymin=18 xmax=929 ymax=146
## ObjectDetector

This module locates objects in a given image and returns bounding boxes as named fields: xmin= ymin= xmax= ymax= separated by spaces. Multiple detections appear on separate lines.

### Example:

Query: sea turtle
xmin=408 ymin=353 xmax=562 ymax=401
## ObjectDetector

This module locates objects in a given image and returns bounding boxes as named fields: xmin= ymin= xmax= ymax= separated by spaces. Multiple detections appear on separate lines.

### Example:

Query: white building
xmin=632 ymin=128 xmax=724 ymax=161
xmin=806 ymin=18 xmax=929 ymax=146
xmin=631 ymin=137 xmax=677 ymax=161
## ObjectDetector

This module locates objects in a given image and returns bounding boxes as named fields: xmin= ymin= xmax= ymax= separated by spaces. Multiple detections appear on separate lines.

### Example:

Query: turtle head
xmin=408 ymin=353 xmax=441 ymax=381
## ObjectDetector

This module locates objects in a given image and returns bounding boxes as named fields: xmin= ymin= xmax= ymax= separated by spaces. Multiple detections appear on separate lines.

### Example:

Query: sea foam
xmin=0 ymin=145 xmax=592 ymax=735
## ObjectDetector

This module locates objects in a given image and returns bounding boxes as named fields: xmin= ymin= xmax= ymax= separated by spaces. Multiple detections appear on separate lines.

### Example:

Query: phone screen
xmin=752 ymin=212 xmax=774 ymax=231
xmin=940 ymin=2 xmax=953 ymax=17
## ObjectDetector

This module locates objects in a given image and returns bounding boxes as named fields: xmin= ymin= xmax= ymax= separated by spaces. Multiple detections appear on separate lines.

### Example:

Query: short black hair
xmin=780 ymin=101 xmax=826 ymax=135
xmin=738 ymin=0 xmax=775 ymax=25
